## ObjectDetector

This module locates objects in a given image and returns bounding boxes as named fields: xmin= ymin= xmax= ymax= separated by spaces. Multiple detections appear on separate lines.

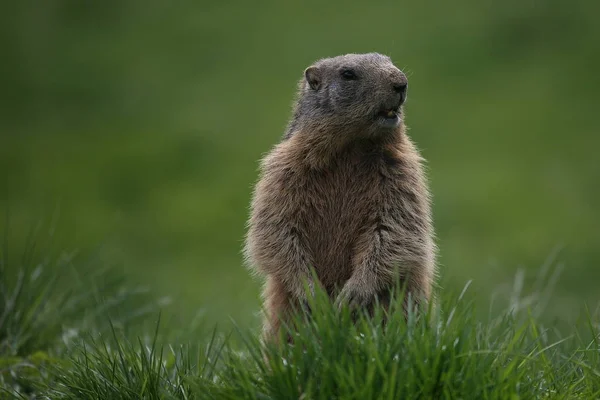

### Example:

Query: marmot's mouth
xmin=376 ymin=107 xmax=401 ymax=127
xmin=379 ymin=109 xmax=398 ymax=119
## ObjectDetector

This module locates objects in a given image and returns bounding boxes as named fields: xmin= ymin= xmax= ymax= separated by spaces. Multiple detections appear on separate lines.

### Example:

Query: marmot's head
xmin=288 ymin=53 xmax=408 ymax=138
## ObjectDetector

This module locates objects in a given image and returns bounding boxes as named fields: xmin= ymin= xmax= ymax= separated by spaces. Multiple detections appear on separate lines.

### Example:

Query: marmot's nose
xmin=393 ymin=83 xmax=407 ymax=94
xmin=393 ymin=82 xmax=407 ymax=105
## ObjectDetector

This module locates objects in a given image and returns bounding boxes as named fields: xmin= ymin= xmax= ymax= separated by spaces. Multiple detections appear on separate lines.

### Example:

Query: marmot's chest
xmin=302 ymin=162 xmax=379 ymax=225
xmin=294 ymin=160 xmax=386 ymax=279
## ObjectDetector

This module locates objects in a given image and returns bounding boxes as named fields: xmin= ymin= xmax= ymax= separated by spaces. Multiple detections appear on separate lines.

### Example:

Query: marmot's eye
xmin=340 ymin=69 xmax=358 ymax=80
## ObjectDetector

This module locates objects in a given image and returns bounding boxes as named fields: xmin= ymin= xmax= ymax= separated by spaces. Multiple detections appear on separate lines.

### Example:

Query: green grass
xmin=0 ymin=225 xmax=170 ymax=397
xmin=1 ymin=235 xmax=599 ymax=399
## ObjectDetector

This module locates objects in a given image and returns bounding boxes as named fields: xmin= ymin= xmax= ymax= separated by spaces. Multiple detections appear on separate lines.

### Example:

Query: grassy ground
xmin=1 ymin=234 xmax=599 ymax=399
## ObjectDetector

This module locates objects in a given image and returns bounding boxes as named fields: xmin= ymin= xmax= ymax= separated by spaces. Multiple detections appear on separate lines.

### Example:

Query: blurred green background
xmin=1 ymin=0 xmax=599 ymax=329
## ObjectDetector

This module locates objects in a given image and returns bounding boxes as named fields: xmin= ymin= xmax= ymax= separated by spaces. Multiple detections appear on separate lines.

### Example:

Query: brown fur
xmin=244 ymin=53 xmax=436 ymax=342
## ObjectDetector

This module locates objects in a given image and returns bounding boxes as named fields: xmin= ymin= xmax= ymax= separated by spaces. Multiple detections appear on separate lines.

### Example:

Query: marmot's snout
xmin=376 ymin=78 xmax=408 ymax=128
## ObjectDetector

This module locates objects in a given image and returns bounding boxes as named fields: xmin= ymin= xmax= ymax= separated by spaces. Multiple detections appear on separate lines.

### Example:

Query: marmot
xmin=244 ymin=53 xmax=436 ymax=341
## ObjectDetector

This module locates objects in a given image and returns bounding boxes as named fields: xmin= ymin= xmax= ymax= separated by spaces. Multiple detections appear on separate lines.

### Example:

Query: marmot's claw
xmin=294 ymin=278 xmax=316 ymax=302
xmin=333 ymin=290 xmax=347 ymax=311
xmin=335 ymin=285 xmax=373 ymax=312
xmin=300 ymin=299 xmax=312 ymax=313
xmin=307 ymin=280 xmax=316 ymax=298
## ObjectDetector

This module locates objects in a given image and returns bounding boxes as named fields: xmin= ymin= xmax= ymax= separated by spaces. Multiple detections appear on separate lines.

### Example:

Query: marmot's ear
xmin=304 ymin=66 xmax=321 ymax=90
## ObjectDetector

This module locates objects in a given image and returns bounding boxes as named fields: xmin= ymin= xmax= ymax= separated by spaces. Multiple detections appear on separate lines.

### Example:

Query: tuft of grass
xmin=0 ymin=222 xmax=168 ymax=398
xmin=211 ymin=284 xmax=600 ymax=400
xmin=45 ymin=317 xmax=226 ymax=400
xmin=38 ymin=281 xmax=600 ymax=400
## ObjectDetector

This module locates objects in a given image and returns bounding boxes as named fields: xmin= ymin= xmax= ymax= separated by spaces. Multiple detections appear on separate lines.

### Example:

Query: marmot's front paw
xmin=334 ymin=282 xmax=377 ymax=312
xmin=291 ymin=278 xmax=316 ymax=311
